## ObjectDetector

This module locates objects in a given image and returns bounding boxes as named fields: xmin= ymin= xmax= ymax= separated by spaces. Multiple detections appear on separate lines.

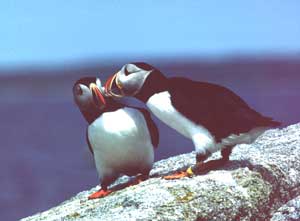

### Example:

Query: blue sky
xmin=0 ymin=1 xmax=300 ymax=67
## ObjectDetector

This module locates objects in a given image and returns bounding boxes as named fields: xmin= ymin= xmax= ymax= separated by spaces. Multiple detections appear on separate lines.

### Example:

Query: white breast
xmin=88 ymin=107 xmax=154 ymax=180
xmin=146 ymin=91 xmax=209 ymax=138
xmin=146 ymin=91 xmax=215 ymax=155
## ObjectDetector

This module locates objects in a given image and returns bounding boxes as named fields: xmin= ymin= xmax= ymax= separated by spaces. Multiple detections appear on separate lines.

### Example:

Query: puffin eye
xmin=124 ymin=67 xmax=130 ymax=76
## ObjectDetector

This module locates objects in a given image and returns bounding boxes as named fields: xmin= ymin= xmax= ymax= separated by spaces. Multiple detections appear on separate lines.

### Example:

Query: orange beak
xmin=104 ymin=73 xmax=124 ymax=98
xmin=89 ymin=83 xmax=106 ymax=109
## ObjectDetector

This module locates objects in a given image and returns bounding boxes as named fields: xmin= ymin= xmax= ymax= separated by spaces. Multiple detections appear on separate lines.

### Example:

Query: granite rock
xmin=271 ymin=196 xmax=300 ymax=221
xmin=21 ymin=123 xmax=300 ymax=221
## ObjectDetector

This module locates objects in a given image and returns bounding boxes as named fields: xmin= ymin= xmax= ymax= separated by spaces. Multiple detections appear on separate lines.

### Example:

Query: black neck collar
xmin=135 ymin=71 xmax=168 ymax=103
xmin=81 ymin=100 xmax=124 ymax=124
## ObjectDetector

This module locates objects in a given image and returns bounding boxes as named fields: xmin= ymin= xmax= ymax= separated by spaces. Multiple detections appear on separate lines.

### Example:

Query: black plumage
xmin=131 ymin=64 xmax=280 ymax=141
xmin=134 ymin=107 xmax=159 ymax=148
xmin=168 ymin=77 xmax=280 ymax=142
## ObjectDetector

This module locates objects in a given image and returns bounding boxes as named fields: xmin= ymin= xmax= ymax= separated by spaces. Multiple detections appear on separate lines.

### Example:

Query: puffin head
xmin=105 ymin=62 xmax=160 ymax=98
xmin=73 ymin=77 xmax=106 ymax=112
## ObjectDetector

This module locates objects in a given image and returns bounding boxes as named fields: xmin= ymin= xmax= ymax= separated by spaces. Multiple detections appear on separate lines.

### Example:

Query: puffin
xmin=73 ymin=76 xmax=159 ymax=198
xmin=104 ymin=62 xmax=281 ymax=178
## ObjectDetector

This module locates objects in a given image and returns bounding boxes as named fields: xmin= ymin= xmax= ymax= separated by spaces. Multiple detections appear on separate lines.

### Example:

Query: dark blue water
xmin=1 ymin=61 xmax=300 ymax=220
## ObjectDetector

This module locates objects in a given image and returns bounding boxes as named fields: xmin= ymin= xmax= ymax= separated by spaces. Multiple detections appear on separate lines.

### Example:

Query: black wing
xmin=168 ymin=77 xmax=280 ymax=141
xmin=86 ymin=128 xmax=94 ymax=155
xmin=131 ymin=107 xmax=159 ymax=148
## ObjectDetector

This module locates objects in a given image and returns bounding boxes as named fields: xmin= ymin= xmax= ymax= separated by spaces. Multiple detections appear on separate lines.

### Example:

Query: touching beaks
xmin=105 ymin=73 xmax=124 ymax=98
xmin=89 ymin=83 xmax=106 ymax=109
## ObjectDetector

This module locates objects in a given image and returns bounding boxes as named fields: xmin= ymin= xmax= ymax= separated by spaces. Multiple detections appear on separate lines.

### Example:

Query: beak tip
xmin=90 ymin=83 xmax=107 ymax=108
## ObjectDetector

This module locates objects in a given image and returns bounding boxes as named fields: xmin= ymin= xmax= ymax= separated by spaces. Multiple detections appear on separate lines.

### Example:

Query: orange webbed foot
xmin=163 ymin=167 xmax=194 ymax=180
xmin=88 ymin=189 xmax=112 ymax=200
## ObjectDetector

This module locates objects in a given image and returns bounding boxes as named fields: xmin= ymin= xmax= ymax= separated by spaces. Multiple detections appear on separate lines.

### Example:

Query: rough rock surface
xmin=21 ymin=124 xmax=300 ymax=221
xmin=271 ymin=196 xmax=300 ymax=221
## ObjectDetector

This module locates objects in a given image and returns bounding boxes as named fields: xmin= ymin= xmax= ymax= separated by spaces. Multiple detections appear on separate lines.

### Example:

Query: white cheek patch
xmin=118 ymin=71 xmax=127 ymax=85
xmin=118 ymin=70 xmax=151 ymax=96
xmin=81 ymin=84 xmax=91 ymax=95
xmin=126 ymin=63 xmax=141 ymax=72
xmin=77 ymin=84 xmax=93 ymax=107
xmin=96 ymin=78 xmax=102 ymax=88
xmin=129 ymin=71 xmax=151 ymax=94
